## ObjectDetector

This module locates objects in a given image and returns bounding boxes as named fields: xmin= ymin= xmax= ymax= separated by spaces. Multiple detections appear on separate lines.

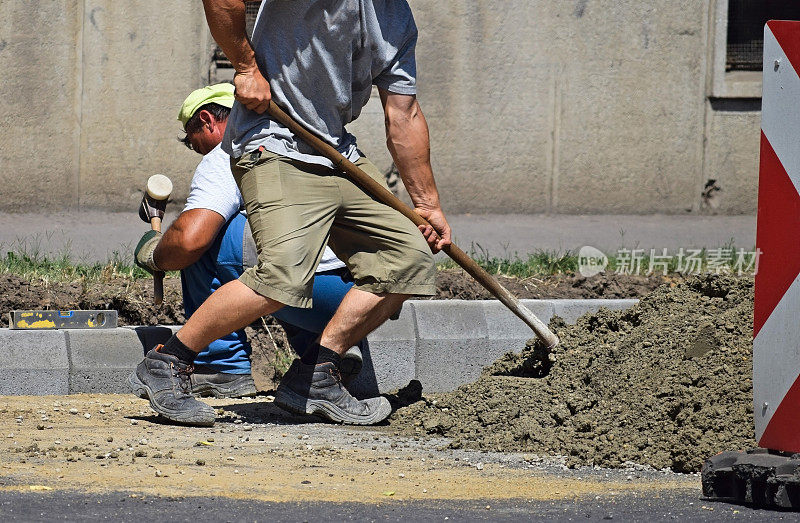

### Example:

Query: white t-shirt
xmin=183 ymin=144 xmax=346 ymax=272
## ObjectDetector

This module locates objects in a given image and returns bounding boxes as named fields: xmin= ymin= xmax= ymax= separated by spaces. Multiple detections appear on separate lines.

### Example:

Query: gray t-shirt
xmin=222 ymin=0 xmax=418 ymax=166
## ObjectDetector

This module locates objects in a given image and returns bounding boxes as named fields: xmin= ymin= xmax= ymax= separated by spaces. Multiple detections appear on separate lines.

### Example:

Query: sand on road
xmin=0 ymin=394 xmax=697 ymax=505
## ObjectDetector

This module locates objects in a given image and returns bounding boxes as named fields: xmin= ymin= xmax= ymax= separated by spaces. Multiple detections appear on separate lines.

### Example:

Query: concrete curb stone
xmin=0 ymin=330 xmax=69 ymax=395
xmin=0 ymin=299 xmax=639 ymax=396
xmin=489 ymin=300 xmax=556 ymax=339
xmin=413 ymin=300 xmax=491 ymax=393
xmin=67 ymin=328 xmax=144 ymax=394
xmin=125 ymin=325 xmax=181 ymax=356
xmin=349 ymin=302 xmax=417 ymax=399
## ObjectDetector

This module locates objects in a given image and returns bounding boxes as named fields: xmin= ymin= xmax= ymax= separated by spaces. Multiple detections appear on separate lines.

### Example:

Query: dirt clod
xmin=392 ymin=274 xmax=755 ymax=473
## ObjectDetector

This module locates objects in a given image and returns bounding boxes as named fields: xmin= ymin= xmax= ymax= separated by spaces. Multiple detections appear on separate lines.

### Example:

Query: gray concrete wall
xmin=0 ymin=1 xmax=761 ymax=214
xmin=77 ymin=1 xmax=211 ymax=210
xmin=0 ymin=1 xmax=83 ymax=211
xmin=702 ymin=104 xmax=761 ymax=214
xmin=0 ymin=1 xmax=210 ymax=211
xmin=351 ymin=0 xmax=762 ymax=215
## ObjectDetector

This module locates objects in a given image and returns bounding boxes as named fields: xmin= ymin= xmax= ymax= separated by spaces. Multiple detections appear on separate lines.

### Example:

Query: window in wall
xmin=727 ymin=0 xmax=800 ymax=71
xmin=210 ymin=1 xmax=262 ymax=81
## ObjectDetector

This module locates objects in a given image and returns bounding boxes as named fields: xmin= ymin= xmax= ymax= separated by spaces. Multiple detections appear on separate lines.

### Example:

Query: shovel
xmin=265 ymin=101 xmax=559 ymax=348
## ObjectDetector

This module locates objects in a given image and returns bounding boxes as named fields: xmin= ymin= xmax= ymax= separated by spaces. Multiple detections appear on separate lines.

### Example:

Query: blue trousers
xmin=181 ymin=212 xmax=354 ymax=374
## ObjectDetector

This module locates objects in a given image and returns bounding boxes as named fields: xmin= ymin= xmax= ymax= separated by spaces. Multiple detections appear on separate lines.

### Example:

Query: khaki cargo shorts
xmin=230 ymin=149 xmax=436 ymax=308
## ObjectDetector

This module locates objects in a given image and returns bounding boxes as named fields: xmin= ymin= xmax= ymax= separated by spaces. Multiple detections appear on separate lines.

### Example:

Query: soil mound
xmin=434 ymin=270 xmax=669 ymax=300
xmin=391 ymin=274 xmax=755 ymax=473
xmin=0 ymin=274 xmax=186 ymax=326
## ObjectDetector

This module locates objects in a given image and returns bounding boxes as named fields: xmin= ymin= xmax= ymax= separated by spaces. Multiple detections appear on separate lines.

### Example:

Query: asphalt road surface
xmin=0 ymin=489 xmax=791 ymax=522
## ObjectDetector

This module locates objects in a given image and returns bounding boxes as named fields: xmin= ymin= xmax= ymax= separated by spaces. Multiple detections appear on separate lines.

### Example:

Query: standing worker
xmin=134 ymin=83 xmax=364 ymax=398
xmin=130 ymin=0 xmax=451 ymax=426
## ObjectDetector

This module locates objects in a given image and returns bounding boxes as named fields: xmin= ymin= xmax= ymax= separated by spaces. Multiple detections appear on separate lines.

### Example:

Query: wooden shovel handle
xmin=265 ymin=101 xmax=559 ymax=347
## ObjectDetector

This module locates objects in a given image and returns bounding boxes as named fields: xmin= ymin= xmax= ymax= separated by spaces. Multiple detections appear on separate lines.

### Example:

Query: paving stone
xmin=351 ymin=304 xmax=417 ymax=398
xmin=127 ymin=325 xmax=181 ymax=355
xmin=350 ymin=340 xmax=416 ymax=399
xmin=368 ymin=302 xmax=417 ymax=341
xmin=67 ymin=328 xmax=143 ymax=394
xmin=0 ymin=329 xmax=68 ymax=395
xmin=487 ymin=300 xmax=555 ymax=339
xmin=412 ymin=300 xmax=487 ymax=340
xmin=415 ymin=339 xmax=512 ymax=393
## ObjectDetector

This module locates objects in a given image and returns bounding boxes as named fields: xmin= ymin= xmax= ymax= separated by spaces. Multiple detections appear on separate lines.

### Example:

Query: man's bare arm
xmin=201 ymin=0 xmax=271 ymax=113
xmin=153 ymin=209 xmax=226 ymax=270
xmin=379 ymin=88 xmax=451 ymax=253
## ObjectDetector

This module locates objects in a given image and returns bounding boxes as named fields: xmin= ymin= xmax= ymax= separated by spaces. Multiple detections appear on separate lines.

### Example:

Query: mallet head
xmin=146 ymin=174 xmax=173 ymax=201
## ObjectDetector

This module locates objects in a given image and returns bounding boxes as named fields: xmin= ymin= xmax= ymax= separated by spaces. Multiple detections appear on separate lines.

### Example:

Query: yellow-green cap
xmin=177 ymin=83 xmax=235 ymax=129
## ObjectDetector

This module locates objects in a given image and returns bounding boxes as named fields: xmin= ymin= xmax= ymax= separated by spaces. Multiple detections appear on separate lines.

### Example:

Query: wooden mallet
xmin=145 ymin=174 xmax=173 ymax=306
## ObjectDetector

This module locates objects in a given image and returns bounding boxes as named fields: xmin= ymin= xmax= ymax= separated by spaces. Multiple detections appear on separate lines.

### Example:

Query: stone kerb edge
xmin=0 ymin=329 xmax=69 ymax=395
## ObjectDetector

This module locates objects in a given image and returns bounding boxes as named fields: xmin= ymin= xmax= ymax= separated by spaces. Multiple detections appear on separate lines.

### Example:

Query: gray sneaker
xmin=190 ymin=368 xmax=257 ymax=398
xmin=340 ymin=345 xmax=363 ymax=386
xmin=274 ymin=359 xmax=390 ymax=425
xmin=128 ymin=347 xmax=216 ymax=426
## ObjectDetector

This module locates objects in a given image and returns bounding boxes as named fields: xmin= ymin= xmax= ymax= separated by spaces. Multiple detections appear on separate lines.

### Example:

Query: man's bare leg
xmin=176 ymin=279 xmax=283 ymax=352
xmin=130 ymin=279 xmax=282 ymax=426
xmin=319 ymin=288 xmax=409 ymax=354
xmin=273 ymin=286 xmax=401 ymax=425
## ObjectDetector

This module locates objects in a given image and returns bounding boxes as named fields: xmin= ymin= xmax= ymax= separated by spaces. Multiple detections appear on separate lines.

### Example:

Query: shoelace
xmin=170 ymin=362 xmax=195 ymax=394
xmin=326 ymin=365 xmax=343 ymax=385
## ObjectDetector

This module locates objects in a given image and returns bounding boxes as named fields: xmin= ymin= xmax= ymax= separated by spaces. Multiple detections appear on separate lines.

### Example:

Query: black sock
xmin=300 ymin=341 xmax=321 ymax=365
xmin=316 ymin=346 xmax=342 ymax=367
xmin=159 ymin=335 xmax=197 ymax=364
xmin=300 ymin=342 xmax=341 ymax=367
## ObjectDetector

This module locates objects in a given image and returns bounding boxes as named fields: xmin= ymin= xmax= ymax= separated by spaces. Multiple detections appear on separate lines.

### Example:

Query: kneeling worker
xmin=134 ymin=83 xmax=362 ymax=399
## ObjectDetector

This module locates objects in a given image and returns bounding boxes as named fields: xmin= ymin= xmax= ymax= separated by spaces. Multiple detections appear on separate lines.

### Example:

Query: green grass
xmin=0 ymin=249 xmax=153 ymax=283
xmin=0 ymin=238 xmax=759 ymax=284
xmin=0 ymin=235 xmax=154 ymax=283
xmin=436 ymin=240 xmax=759 ymax=278
xmin=436 ymin=244 xmax=578 ymax=278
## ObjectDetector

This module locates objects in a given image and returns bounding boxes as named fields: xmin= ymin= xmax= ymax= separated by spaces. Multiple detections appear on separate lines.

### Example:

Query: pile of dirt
xmin=391 ymin=274 xmax=755 ymax=473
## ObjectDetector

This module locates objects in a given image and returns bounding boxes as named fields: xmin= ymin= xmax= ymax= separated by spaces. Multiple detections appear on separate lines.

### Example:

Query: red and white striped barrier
xmin=754 ymin=20 xmax=800 ymax=453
